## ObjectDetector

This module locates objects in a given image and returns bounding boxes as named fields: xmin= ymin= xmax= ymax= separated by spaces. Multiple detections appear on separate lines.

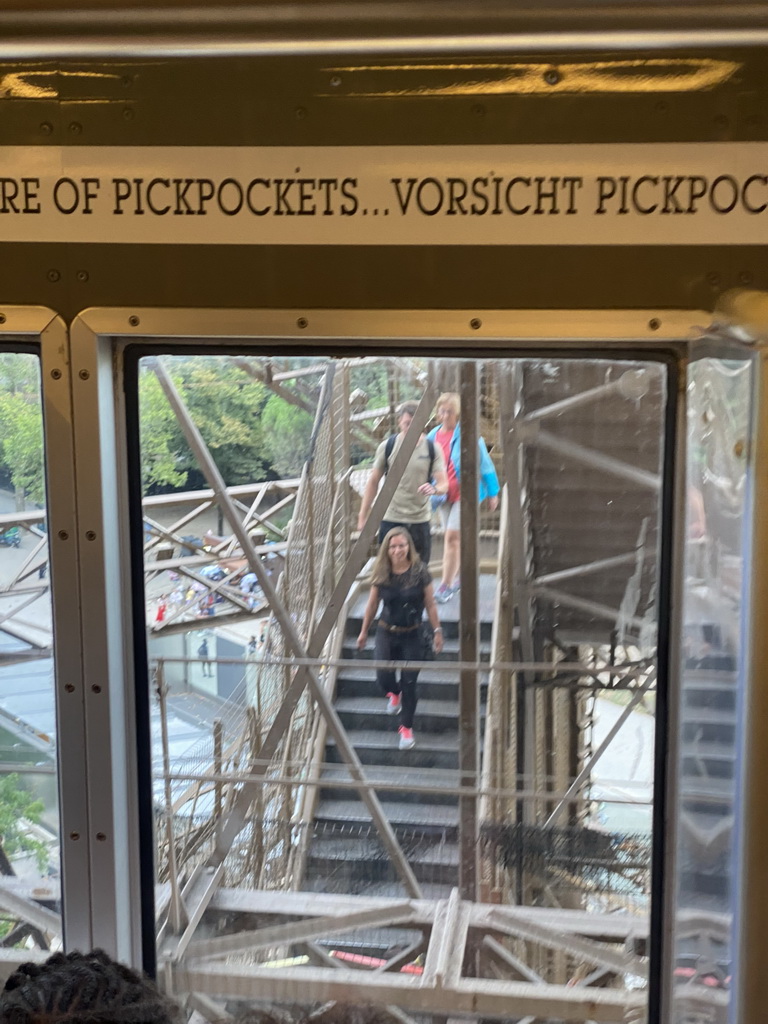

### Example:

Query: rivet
xmin=92 ymin=684 xmax=102 ymax=694
xmin=70 ymin=831 xmax=80 ymax=841
xmin=96 ymin=832 xmax=107 ymax=842
xmin=64 ymin=683 xmax=75 ymax=693
xmin=85 ymin=530 xmax=97 ymax=541
xmin=39 ymin=122 xmax=53 ymax=136
xmin=128 ymin=315 xmax=140 ymax=327
xmin=296 ymin=317 xmax=309 ymax=329
xmin=76 ymin=270 xmax=89 ymax=282
xmin=51 ymin=368 xmax=62 ymax=380
xmin=68 ymin=121 xmax=82 ymax=135
xmin=47 ymin=269 xmax=60 ymax=283
xmin=470 ymin=318 xmax=482 ymax=330
xmin=79 ymin=369 xmax=90 ymax=380
xmin=543 ymin=68 xmax=561 ymax=86
xmin=648 ymin=318 xmax=661 ymax=331
xmin=57 ymin=530 xmax=69 ymax=541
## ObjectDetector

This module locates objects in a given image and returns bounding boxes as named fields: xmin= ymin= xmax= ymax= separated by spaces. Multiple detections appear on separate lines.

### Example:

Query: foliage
xmin=0 ymin=774 xmax=48 ymax=872
xmin=138 ymin=369 xmax=190 ymax=493
xmin=260 ymin=395 xmax=314 ymax=478
xmin=138 ymin=358 xmax=268 ymax=493
xmin=181 ymin=359 xmax=267 ymax=485
xmin=0 ymin=355 xmax=45 ymax=504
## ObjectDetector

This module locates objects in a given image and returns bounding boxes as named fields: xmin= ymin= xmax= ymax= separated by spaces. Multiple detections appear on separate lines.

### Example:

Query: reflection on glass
xmin=140 ymin=354 xmax=666 ymax=1022
xmin=671 ymin=357 xmax=750 ymax=1024
xmin=0 ymin=351 xmax=60 ymax=947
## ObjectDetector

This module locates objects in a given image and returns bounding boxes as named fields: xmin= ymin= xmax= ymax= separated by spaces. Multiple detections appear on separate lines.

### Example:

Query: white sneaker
xmin=398 ymin=726 xmax=415 ymax=750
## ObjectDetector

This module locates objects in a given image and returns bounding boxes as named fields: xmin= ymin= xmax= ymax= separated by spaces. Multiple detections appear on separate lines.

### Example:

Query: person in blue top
xmin=427 ymin=392 xmax=500 ymax=603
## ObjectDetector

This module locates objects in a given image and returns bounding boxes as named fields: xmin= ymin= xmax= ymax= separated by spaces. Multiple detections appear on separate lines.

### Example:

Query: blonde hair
xmin=436 ymin=392 xmax=460 ymax=417
xmin=371 ymin=527 xmax=421 ymax=584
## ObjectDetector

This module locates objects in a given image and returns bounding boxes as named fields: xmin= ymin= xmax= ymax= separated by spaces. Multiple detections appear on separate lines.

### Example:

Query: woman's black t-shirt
xmin=378 ymin=563 xmax=432 ymax=628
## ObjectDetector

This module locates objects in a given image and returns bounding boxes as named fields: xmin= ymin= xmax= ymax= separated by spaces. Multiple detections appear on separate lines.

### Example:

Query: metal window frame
xmin=66 ymin=305 xmax=697 ymax=1012
xmin=0 ymin=308 xmax=90 ymax=951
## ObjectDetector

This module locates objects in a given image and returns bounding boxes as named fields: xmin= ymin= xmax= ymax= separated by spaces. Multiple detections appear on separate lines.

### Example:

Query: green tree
xmin=138 ymin=358 xmax=268 ymax=493
xmin=0 ymin=774 xmax=48 ymax=873
xmin=261 ymin=395 xmax=314 ymax=478
xmin=0 ymin=355 xmax=45 ymax=507
xmin=180 ymin=359 xmax=267 ymax=485
xmin=138 ymin=368 xmax=190 ymax=493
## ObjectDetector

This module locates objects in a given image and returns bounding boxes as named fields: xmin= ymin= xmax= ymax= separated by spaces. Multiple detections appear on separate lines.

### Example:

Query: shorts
xmin=438 ymin=500 xmax=461 ymax=531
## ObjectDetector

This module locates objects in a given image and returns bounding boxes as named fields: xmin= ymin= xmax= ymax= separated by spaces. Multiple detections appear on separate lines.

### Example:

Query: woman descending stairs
xmin=300 ymin=577 xmax=493 ymax=955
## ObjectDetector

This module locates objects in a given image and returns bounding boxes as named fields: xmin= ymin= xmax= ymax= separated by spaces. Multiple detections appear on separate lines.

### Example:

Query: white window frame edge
xmin=0 ymin=308 xmax=91 ymax=953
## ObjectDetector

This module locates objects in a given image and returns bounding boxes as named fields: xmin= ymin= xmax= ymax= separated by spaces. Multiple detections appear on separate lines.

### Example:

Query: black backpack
xmin=384 ymin=433 xmax=435 ymax=480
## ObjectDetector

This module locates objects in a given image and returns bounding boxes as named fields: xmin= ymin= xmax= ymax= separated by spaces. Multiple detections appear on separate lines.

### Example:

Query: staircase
xmin=301 ymin=577 xmax=493 ymax=954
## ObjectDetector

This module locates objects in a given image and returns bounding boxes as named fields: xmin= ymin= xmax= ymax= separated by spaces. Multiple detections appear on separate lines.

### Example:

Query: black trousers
xmin=379 ymin=519 xmax=431 ymax=565
xmin=374 ymin=625 xmax=422 ymax=729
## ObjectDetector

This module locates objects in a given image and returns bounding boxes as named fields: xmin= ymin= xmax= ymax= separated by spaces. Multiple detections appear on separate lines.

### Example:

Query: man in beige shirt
xmin=357 ymin=400 xmax=448 ymax=564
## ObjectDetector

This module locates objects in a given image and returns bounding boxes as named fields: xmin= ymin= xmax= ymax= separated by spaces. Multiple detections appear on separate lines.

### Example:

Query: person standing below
xmin=427 ymin=392 xmax=501 ymax=603
xmin=357 ymin=528 xmax=444 ymax=750
xmin=357 ymin=400 xmax=448 ymax=565
xmin=198 ymin=637 xmax=213 ymax=677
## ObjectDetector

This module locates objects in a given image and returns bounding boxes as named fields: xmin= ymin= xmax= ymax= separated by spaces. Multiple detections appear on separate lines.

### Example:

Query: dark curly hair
xmin=0 ymin=950 xmax=180 ymax=1024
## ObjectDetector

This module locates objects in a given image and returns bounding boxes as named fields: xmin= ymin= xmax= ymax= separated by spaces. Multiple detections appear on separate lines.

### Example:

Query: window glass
xmin=670 ymin=355 xmax=750 ymax=1023
xmin=0 ymin=350 xmax=61 ymax=949
xmin=137 ymin=353 xmax=667 ymax=1023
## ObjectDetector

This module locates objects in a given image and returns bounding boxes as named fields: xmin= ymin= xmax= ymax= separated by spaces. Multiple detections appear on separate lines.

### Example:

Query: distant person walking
xmin=357 ymin=400 xmax=448 ymax=564
xmin=356 ymin=527 xmax=443 ymax=750
xmin=198 ymin=637 xmax=213 ymax=677
xmin=427 ymin=392 xmax=500 ymax=603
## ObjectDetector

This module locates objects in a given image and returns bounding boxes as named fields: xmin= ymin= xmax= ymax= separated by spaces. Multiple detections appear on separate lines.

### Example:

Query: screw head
xmin=734 ymin=439 xmax=745 ymax=458
xmin=128 ymin=315 xmax=140 ymax=327
xmin=296 ymin=317 xmax=309 ymax=329
xmin=648 ymin=318 xmax=661 ymax=331
xmin=70 ymin=831 xmax=80 ymax=841
xmin=470 ymin=318 xmax=482 ymax=330
xmin=739 ymin=271 xmax=753 ymax=285
xmin=64 ymin=683 xmax=75 ymax=693
xmin=706 ymin=272 xmax=720 ymax=286
xmin=96 ymin=832 xmax=107 ymax=842
xmin=92 ymin=684 xmax=102 ymax=693
xmin=47 ymin=269 xmax=60 ymax=282
xmin=68 ymin=121 xmax=82 ymax=135
xmin=76 ymin=270 xmax=89 ymax=282
xmin=122 ymin=107 xmax=135 ymax=121
xmin=295 ymin=106 xmax=307 ymax=119
xmin=40 ymin=122 xmax=53 ymax=135
xmin=57 ymin=530 xmax=69 ymax=541
xmin=85 ymin=530 xmax=97 ymax=541
xmin=51 ymin=368 xmax=62 ymax=380
xmin=544 ymin=68 xmax=561 ymax=86
xmin=330 ymin=75 xmax=342 ymax=88
xmin=0 ymin=314 xmax=5 ymax=325
xmin=79 ymin=369 xmax=90 ymax=380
